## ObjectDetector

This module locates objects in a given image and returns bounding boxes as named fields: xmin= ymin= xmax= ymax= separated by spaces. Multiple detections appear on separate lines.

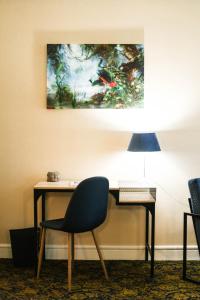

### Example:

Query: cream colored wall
xmin=1 ymin=0 xmax=200 ymax=251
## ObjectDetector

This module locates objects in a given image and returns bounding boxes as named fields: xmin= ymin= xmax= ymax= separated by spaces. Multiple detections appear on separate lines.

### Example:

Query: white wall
xmin=1 ymin=0 xmax=200 ymax=259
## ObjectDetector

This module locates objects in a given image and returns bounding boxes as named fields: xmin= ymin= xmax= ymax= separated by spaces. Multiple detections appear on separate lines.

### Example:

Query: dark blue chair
xmin=37 ymin=176 xmax=109 ymax=291
xmin=183 ymin=178 xmax=200 ymax=283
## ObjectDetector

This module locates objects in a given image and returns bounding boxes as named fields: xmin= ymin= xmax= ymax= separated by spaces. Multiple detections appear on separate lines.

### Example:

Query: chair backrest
xmin=63 ymin=176 xmax=109 ymax=233
xmin=188 ymin=178 xmax=200 ymax=253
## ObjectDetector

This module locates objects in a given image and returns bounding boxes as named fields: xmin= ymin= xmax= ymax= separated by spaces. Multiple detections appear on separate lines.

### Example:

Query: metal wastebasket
xmin=9 ymin=227 xmax=39 ymax=267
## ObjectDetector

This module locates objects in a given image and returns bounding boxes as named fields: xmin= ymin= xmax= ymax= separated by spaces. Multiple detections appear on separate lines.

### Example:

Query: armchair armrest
xmin=184 ymin=212 xmax=200 ymax=219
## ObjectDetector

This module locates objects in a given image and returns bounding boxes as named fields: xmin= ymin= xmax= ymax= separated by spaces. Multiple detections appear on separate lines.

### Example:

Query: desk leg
xmin=34 ymin=193 xmax=39 ymax=275
xmin=42 ymin=193 xmax=46 ymax=260
xmin=183 ymin=213 xmax=187 ymax=279
xmin=42 ymin=193 xmax=46 ymax=222
xmin=150 ymin=206 xmax=155 ymax=278
xmin=145 ymin=208 xmax=149 ymax=261
xmin=34 ymin=190 xmax=45 ymax=275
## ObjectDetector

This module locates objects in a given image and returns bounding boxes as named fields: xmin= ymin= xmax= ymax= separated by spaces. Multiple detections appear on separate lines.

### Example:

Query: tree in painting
xmin=47 ymin=44 xmax=144 ymax=109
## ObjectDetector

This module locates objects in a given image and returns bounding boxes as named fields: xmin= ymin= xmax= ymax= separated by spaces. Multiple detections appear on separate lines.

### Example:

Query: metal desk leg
xmin=34 ymin=191 xmax=39 ymax=275
xmin=33 ymin=189 xmax=45 ymax=275
xmin=42 ymin=193 xmax=46 ymax=260
xmin=183 ymin=212 xmax=187 ymax=279
xmin=151 ymin=205 xmax=155 ymax=278
xmin=42 ymin=193 xmax=46 ymax=222
xmin=145 ymin=208 xmax=149 ymax=261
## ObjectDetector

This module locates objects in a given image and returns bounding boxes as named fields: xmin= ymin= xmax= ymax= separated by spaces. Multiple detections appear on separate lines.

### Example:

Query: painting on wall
xmin=47 ymin=44 xmax=144 ymax=109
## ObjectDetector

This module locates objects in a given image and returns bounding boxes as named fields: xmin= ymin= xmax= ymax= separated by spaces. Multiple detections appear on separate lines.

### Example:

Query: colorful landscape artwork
xmin=47 ymin=44 xmax=144 ymax=109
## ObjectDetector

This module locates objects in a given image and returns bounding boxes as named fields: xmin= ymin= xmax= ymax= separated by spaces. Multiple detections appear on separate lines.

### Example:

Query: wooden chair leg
xmin=68 ymin=233 xmax=72 ymax=291
xmin=37 ymin=227 xmax=46 ymax=279
xmin=71 ymin=233 xmax=75 ymax=263
xmin=91 ymin=230 xmax=109 ymax=280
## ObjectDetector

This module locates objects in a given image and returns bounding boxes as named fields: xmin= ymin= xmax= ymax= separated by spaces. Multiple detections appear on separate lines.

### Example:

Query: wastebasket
xmin=9 ymin=227 xmax=39 ymax=267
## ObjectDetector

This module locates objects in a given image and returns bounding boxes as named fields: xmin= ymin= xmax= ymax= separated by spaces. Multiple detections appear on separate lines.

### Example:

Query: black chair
xmin=183 ymin=178 xmax=200 ymax=283
xmin=37 ymin=176 xmax=109 ymax=291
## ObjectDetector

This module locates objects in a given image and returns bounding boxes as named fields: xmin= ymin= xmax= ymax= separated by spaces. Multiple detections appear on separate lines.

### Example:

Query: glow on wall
xmin=47 ymin=44 xmax=144 ymax=109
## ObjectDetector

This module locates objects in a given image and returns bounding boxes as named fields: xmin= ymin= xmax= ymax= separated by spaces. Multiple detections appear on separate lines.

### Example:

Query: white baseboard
xmin=0 ymin=244 xmax=199 ymax=261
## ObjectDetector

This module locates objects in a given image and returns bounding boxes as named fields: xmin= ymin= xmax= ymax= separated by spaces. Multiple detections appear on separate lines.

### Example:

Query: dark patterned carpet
xmin=0 ymin=259 xmax=200 ymax=299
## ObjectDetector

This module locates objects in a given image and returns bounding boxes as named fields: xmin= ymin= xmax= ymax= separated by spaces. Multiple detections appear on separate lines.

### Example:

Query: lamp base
xmin=119 ymin=177 xmax=155 ymax=188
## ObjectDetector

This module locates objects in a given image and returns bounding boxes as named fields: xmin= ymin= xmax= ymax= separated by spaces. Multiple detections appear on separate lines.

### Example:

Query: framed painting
xmin=47 ymin=44 xmax=144 ymax=109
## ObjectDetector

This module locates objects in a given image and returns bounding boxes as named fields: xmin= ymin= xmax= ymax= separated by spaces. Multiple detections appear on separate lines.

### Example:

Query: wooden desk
xmin=33 ymin=180 xmax=156 ymax=278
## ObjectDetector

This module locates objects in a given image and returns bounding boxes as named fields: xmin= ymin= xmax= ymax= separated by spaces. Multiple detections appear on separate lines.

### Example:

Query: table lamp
xmin=127 ymin=133 xmax=161 ymax=177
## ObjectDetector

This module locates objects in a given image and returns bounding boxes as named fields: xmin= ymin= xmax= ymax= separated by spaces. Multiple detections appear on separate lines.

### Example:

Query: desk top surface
xmin=34 ymin=179 xmax=156 ymax=190
xmin=34 ymin=180 xmax=156 ymax=203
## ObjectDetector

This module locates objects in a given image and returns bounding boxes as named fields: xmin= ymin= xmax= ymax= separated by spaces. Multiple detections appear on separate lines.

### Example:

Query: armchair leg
xmin=183 ymin=212 xmax=200 ymax=284
xmin=91 ymin=230 xmax=109 ymax=280
xmin=68 ymin=233 xmax=72 ymax=291
xmin=37 ymin=227 xmax=46 ymax=279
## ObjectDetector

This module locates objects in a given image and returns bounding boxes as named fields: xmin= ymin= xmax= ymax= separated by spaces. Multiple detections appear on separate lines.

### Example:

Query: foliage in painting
xmin=47 ymin=44 xmax=144 ymax=109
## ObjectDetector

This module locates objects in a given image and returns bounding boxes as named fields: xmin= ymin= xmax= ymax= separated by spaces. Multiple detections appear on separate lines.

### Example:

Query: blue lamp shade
xmin=128 ymin=133 xmax=161 ymax=152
